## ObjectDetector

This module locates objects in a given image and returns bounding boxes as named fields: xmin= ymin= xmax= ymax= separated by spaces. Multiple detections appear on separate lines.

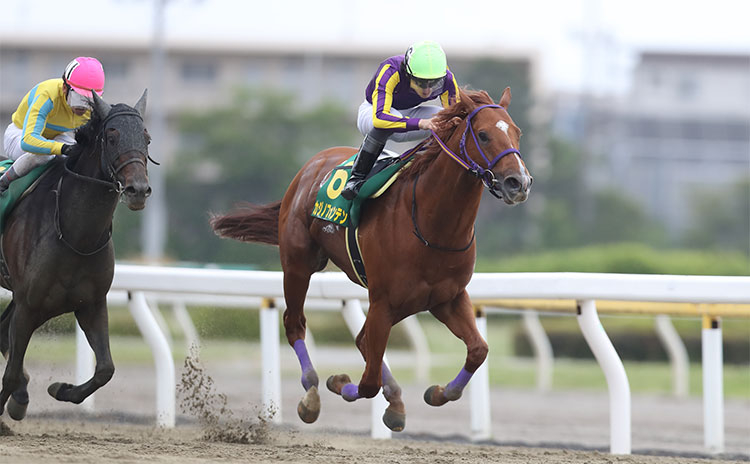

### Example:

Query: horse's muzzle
xmin=123 ymin=179 xmax=151 ymax=211
xmin=498 ymin=173 xmax=533 ymax=205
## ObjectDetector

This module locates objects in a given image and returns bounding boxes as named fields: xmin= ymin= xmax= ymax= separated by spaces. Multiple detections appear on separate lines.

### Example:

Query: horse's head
xmin=89 ymin=90 xmax=152 ymax=210
xmin=439 ymin=88 xmax=532 ymax=205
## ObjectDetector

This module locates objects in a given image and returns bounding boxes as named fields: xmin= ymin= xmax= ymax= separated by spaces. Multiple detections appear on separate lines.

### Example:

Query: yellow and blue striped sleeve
xmin=21 ymin=87 xmax=64 ymax=155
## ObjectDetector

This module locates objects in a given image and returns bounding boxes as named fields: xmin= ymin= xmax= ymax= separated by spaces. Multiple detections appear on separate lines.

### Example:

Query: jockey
xmin=341 ymin=40 xmax=460 ymax=200
xmin=0 ymin=56 xmax=105 ymax=194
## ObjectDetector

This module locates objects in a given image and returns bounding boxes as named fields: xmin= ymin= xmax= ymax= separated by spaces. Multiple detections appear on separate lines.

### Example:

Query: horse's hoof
xmin=47 ymin=382 xmax=72 ymax=401
xmin=382 ymin=406 xmax=406 ymax=432
xmin=423 ymin=385 xmax=449 ymax=407
xmin=297 ymin=386 xmax=320 ymax=424
xmin=7 ymin=396 xmax=27 ymax=421
xmin=326 ymin=374 xmax=351 ymax=395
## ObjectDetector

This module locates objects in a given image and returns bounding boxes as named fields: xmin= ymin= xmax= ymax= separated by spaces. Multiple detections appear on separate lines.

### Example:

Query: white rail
xmin=90 ymin=264 xmax=750 ymax=453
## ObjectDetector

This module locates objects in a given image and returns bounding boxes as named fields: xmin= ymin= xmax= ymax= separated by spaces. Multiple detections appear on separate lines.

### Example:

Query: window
xmin=678 ymin=75 xmax=698 ymax=99
xmin=100 ymin=58 xmax=130 ymax=80
xmin=181 ymin=60 xmax=217 ymax=83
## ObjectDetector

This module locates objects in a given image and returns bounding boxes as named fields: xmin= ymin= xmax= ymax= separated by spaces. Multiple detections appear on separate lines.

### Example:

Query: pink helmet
xmin=63 ymin=57 xmax=105 ymax=98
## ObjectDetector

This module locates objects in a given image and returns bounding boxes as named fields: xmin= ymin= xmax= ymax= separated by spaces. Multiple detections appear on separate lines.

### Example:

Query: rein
xmin=429 ymin=104 xmax=522 ymax=199
xmin=411 ymin=172 xmax=475 ymax=252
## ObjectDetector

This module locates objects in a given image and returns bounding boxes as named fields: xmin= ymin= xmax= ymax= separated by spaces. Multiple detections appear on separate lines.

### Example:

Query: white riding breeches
xmin=356 ymin=101 xmax=443 ymax=143
xmin=3 ymin=123 xmax=73 ymax=177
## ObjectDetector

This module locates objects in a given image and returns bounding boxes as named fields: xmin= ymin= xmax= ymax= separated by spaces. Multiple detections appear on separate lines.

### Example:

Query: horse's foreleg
xmin=424 ymin=292 xmax=488 ymax=407
xmin=380 ymin=362 xmax=406 ymax=431
xmin=0 ymin=302 xmax=35 ymax=420
xmin=48 ymin=303 xmax=114 ymax=404
xmin=282 ymin=269 xmax=320 ymax=424
xmin=327 ymin=303 xmax=392 ymax=398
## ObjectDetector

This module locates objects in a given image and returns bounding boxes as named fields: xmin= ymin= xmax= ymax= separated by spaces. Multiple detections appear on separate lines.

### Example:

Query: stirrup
xmin=341 ymin=180 xmax=363 ymax=200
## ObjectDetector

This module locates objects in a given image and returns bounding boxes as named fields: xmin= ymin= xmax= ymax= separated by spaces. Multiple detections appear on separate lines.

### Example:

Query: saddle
xmin=312 ymin=148 xmax=414 ymax=228
xmin=311 ymin=142 xmax=425 ymax=287
xmin=0 ymin=160 xmax=55 ymax=233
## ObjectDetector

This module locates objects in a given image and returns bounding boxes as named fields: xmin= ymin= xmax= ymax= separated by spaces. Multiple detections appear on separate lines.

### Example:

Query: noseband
xmin=430 ymin=104 xmax=522 ymax=199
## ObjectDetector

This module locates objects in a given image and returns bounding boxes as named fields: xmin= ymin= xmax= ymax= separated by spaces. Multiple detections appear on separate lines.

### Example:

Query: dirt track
xmin=0 ymin=356 xmax=748 ymax=463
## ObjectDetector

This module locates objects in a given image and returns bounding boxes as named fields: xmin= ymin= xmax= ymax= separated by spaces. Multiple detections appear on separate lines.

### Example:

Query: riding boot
xmin=0 ymin=167 xmax=19 ymax=195
xmin=341 ymin=137 xmax=385 ymax=201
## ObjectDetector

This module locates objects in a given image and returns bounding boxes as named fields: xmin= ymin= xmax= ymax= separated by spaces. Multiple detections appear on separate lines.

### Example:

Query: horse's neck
xmin=413 ymin=148 xmax=483 ymax=236
xmin=57 ymin=152 xmax=119 ymax=246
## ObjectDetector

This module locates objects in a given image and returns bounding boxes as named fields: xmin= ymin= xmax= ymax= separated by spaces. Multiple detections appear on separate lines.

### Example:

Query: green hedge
xmin=477 ymin=243 xmax=750 ymax=275
xmin=513 ymin=327 xmax=749 ymax=364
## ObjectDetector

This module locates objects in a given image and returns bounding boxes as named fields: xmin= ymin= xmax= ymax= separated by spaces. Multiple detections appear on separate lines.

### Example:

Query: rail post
xmin=128 ymin=291 xmax=175 ymax=427
xmin=702 ymin=314 xmax=724 ymax=453
xmin=576 ymin=299 xmax=631 ymax=454
xmin=260 ymin=297 xmax=282 ymax=424
xmin=469 ymin=305 xmax=491 ymax=441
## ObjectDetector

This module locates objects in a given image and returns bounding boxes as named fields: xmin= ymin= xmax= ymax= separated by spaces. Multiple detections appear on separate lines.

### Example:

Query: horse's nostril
xmin=145 ymin=187 xmax=152 ymax=198
xmin=504 ymin=177 xmax=521 ymax=193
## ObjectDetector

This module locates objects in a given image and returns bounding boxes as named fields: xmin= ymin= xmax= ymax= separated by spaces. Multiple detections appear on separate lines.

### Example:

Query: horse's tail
xmin=210 ymin=201 xmax=281 ymax=246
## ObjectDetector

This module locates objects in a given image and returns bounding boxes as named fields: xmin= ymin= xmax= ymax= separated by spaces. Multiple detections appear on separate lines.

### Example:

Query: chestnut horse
xmin=212 ymin=88 xmax=532 ymax=431
xmin=0 ymin=91 xmax=152 ymax=420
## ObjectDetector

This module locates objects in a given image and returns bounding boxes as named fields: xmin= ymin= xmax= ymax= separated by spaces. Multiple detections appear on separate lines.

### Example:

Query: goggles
xmin=412 ymin=76 xmax=444 ymax=90
xmin=67 ymin=89 xmax=92 ymax=110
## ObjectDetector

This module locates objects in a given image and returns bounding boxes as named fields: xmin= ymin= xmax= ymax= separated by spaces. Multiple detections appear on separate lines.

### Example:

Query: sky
xmin=2 ymin=0 xmax=749 ymax=95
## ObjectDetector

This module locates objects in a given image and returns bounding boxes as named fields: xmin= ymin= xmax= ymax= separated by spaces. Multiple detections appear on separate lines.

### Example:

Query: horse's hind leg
xmin=0 ymin=301 xmax=37 ymax=420
xmin=282 ymin=265 xmax=321 ymax=424
xmin=47 ymin=300 xmax=114 ymax=404
xmin=424 ymin=291 xmax=488 ymax=407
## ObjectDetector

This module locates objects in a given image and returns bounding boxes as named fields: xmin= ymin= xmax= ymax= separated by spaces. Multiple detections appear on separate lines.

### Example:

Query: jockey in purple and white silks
xmin=342 ymin=40 xmax=460 ymax=200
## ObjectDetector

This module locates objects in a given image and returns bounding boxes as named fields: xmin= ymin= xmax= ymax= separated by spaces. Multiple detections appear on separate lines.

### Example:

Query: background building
xmin=553 ymin=51 xmax=750 ymax=238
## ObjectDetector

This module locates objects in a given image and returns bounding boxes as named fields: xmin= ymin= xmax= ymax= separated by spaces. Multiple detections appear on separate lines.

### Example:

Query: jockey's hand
xmin=418 ymin=118 xmax=438 ymax=131
xmin=61 ymin=144 xmax=83 ymax=157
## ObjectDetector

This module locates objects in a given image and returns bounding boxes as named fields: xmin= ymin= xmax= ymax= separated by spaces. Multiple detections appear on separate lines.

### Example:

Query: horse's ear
xmin=134 ymin=89 xmax=148 ymax=116
xmin=499 ymin=87 xmax=512 ymax=108
xmin=91 ymin=90 xmax=112 ymax=117
xmin=458 ymin=88 xmax=476 ymax=113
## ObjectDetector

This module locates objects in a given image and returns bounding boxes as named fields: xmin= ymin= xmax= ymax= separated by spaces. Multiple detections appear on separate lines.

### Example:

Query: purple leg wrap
xmin=341 ymin=383 xmax=360 ymax=402
xmin=293 ymin=339 xmax=315 ymax=390
xmin=445 ymin=367 xmax=472 ymax=397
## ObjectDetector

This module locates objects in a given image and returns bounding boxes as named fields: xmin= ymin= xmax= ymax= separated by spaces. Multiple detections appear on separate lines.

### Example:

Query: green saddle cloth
xmin=311 ymin=152 xmax=413 ymax=228
xmin=0 ymin=160 xmax=54 ymax=233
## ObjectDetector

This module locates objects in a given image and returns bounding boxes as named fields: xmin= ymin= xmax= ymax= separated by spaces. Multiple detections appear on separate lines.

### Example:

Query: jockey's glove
xmin=61 ymin=144 xmax=83 ymax=157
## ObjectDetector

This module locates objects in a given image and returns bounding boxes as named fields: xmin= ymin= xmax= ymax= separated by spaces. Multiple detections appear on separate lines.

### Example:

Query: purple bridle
xmin=429 ymin=104 xmax=522 ymax=199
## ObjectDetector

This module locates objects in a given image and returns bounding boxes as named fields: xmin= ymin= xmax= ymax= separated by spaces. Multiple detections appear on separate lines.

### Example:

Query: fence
xmin=68 ymin=264 xmax=750 ymax=455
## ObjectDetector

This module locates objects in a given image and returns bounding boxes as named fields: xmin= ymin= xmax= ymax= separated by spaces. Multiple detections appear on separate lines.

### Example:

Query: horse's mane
xmin=400 ymin=88 xmax=495 ymax=180
xmin=74 ymin=103 xmax=131 ymax=147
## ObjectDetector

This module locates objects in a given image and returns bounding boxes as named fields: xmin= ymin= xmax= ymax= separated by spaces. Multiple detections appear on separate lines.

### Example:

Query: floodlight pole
xmin=142 ymin=0 xmax=169 ymax=261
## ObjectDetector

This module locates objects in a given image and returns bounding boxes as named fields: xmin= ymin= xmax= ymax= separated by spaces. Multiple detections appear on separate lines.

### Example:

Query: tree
xmin=112 ymin=87 xmax=360 ymax=267
xmin=684 ymin=177 xmax=750 ymax=257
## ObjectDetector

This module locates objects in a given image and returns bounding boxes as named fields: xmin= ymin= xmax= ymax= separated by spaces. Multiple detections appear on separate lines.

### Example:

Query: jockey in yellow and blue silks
xmin=1 ymin=57 xmax=105 ymax=194
xmin=342 ymin=40 xmax=460 ymax=200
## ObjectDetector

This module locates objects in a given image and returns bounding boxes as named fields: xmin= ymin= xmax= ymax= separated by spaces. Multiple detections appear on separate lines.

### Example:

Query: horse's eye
xmin=478 ymin=131 xmax=489 ymax=143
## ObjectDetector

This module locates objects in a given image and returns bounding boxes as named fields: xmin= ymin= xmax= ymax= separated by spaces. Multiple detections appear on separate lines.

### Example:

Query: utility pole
xmin=142 ymin=0 xmax=169 ymax=262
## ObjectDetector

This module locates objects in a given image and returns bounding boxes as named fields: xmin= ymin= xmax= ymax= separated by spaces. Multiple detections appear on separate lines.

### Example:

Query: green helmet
xmin=404 ymin=40 xmax=447 ymax=80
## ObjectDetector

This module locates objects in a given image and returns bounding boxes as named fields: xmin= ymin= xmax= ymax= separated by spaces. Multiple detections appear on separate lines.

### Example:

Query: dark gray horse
xmin=0 ymin=90 xmax=153 ymax=420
